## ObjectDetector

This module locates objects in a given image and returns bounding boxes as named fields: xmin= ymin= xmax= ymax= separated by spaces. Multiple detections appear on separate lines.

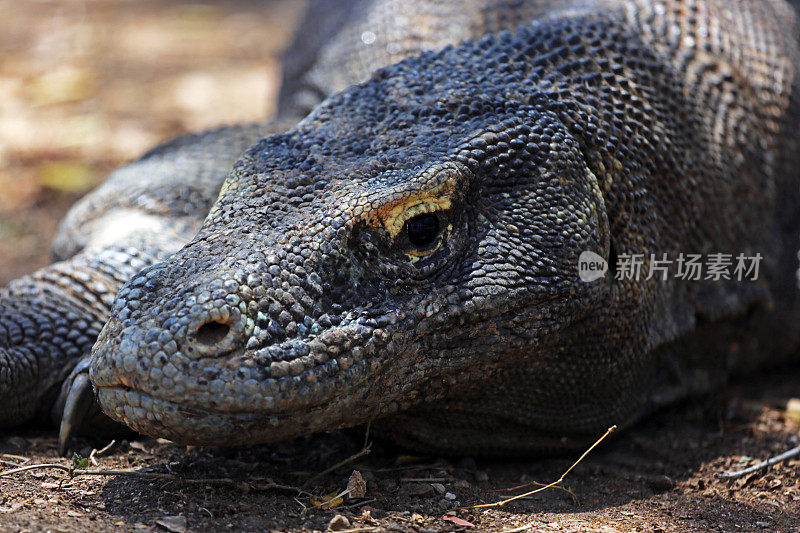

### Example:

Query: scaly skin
xmin=1 ymin=0 xmax=571 ymax=444
xmin=86 ymin=0 xmax=800 ymax=454
xmin=2 ymin=0 xmax=799 ymax=455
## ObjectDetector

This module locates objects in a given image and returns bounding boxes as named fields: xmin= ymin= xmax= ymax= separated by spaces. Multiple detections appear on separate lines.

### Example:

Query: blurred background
xmin=0 ymin=0 xmax=305 ymax=284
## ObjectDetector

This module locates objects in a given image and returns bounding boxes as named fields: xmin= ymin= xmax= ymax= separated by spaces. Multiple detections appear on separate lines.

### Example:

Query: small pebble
xmin=431 ymin=483 xmax=446 ymax=495
xmin=453 ymin=479 xmax=471 ymax=489
xmin=403 ymin=483 xmax=435 ymax=496
xmin=328 ymin=514 xmax=350 ymax=531
xmin=646 ymin=474 xmax=675 ymax=493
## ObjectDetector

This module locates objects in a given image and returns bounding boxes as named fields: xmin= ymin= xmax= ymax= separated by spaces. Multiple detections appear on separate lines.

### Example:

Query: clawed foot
xmin=54 ymin=357 xmax=132 ymax=456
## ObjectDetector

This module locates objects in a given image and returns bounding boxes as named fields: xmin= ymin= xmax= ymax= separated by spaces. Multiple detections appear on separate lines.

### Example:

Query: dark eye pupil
xmin=405 ymin=213 xmax=440 ymax=247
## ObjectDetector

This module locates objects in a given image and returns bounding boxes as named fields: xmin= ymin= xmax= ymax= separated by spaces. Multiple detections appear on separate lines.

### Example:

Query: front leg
xmin=0 ymin=245 xmax=159 ymax=429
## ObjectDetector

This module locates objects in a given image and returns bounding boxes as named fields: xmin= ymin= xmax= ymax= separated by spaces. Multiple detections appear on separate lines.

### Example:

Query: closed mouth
xmin=95 ymin=385 xmax=292 ymax=445
xmin=93 ymin=358 xmax=376 ymax=445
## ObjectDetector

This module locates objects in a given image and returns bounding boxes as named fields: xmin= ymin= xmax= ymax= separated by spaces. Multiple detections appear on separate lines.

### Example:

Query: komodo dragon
xmin=1 ymin=0 xmax=799 ymax=456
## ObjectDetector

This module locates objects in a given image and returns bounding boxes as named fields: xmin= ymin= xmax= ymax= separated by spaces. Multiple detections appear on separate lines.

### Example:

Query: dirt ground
xmin=1 ymin=371 xmax=798 ymax=532
xmin=1 ymin=2 xmax=799 ymax=532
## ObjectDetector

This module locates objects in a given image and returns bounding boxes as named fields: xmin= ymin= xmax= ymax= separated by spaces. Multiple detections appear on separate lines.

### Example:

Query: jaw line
xmin=95 ymin=385 xmax=351 ymax=445
xmin=93 ymin=353 xmax=386 ymax=444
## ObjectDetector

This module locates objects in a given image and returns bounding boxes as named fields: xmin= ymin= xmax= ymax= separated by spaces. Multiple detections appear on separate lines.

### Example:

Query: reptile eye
xmin=405 ymin=213 xmax=440 ymax=248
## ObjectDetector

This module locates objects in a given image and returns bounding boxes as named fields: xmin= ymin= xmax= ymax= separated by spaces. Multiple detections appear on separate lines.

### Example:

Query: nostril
xmin=195 ymin=320 xmax=231 ymax=345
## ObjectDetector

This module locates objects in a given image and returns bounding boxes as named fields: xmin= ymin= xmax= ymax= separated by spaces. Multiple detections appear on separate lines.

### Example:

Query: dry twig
xmin=717 ymin=445 xmax=800 ymax=480
xmin=1 ymin=453 xmax=30 ymax=462
xmin=0 ymin=462 xmax=311 ymax=496
xmin=96 ymin=440 xmax=117 ymax=455
xmin=491 ymin=479 xmax=578 ymax=503
xmin=89 ymin=439 xmax=116 ymax=465
xmin=303 ymin=443 xmax=372 ymax=487
xmin=470 ymin=425 xmax=617 ymax=509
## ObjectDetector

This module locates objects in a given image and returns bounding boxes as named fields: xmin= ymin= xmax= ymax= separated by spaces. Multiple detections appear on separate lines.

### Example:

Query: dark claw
xmin=55 ymin=357 xmax=136 ymax=455
xmin=58 ymin=372 xmax=94 ymax=457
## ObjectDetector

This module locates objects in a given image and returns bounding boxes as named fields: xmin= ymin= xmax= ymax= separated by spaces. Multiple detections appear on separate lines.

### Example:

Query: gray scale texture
xmin=1 ymin=0 xmax=800 ymax=455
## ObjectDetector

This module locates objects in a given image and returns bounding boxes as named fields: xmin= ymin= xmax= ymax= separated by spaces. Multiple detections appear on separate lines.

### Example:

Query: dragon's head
xmin=90 ymin=34 xmax=612 ymax=450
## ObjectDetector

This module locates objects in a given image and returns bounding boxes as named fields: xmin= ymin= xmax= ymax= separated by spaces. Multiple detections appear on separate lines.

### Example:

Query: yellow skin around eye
xmin=381 ymin=178 xmax=456 ymax=260
xmin=343 ymin=164 xmax=461 ymax=260
xmin=383 ymin=197 xmax=451 ymax=239
xmin=379 ymin=171 xmax=457 ymax=238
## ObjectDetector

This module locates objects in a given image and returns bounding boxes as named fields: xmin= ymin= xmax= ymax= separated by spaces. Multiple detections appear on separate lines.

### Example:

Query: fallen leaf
xmin=785 ymin=398 xmax=800 ymax=422
xmin=38 ymin=161 xmax=96 ymax=193
xmin=347 ymin=470 xmax=367 ymax=498
xmin=155 ymin=515 xmax=187 ymax=533
xmin=311 ymin=492 xmax=343 ymax=510
xmin=442 ymin=515 xmax=475 ymax=527
xmin=394 ymin=455 xmax=426 ymax=465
